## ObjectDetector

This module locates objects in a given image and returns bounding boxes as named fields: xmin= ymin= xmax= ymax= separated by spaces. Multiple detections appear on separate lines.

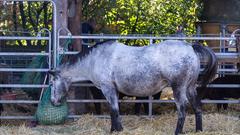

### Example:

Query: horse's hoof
xmin=111 ymin=125 xmax=123 ymax=132
xmin=26 ymin=120 xmax=38 ymax=128
xmin=196 ymin=129 xmax=203 ymax=132
xmin=175 ymin=131 xmax=185 ymax=135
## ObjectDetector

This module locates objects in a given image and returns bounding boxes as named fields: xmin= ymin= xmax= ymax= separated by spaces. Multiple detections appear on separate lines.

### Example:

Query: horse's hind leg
xmin=90 ymin=87 xmax=104 ymax=114
xmin=134 ymin=97 xmax=142 ymax=115
xmin=101 ymin=85 xmax=123 ymax=132
xmin=187 ymin=85 xmax=203 ymax=132
xmin=172 ymin=85 xmax=188 ymax=135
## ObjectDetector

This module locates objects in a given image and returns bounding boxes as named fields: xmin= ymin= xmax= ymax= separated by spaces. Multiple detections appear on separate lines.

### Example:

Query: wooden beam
xmin=68 ymin=0 xmax=82 ymax=52
xmin=53 ymin=0 xmax=68 ymax=32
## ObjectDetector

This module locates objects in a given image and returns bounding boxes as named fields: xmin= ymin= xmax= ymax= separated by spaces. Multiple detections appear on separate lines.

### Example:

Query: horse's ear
xmin=48 ymin=70 xmax=56 ymax=76
xmin=48 ymin=69 xmax=60 ymax=76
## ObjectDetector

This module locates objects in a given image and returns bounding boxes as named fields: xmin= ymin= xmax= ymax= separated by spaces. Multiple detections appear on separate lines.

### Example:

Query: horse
xmin=49 ymin=40 xmax=217 ymax=135
xmin=197 ymin=75 xmax=240 ymax=110
xmin=85 ymin=86 xmax=161 ymax=115
xmin=76 ymin=45 xmax=162 ymax=115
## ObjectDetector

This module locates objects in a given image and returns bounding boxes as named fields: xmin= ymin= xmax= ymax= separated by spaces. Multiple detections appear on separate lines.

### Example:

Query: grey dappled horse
xmin=49 ymin=40 xmax=217 ymax=135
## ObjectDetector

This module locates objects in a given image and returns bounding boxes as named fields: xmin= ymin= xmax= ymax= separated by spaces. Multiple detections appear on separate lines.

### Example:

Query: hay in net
xmin=35 ymin=87 xmax=68 ymax=125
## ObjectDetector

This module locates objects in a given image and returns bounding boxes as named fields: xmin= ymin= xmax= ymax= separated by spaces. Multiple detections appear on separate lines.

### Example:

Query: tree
xmin=82 ymin=0 xmax=203 ymax=45
xmin=68 ymin=0 xmax=82 ymax=51
xmin=0 ymin=1 xmax=52 ymax=46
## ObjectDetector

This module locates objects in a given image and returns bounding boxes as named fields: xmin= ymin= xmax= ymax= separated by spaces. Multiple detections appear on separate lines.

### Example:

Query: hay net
xmin=35 ymin=87 xmax=68 ymax=125
xmin=35 ymin=37 xmax=72 ymax=125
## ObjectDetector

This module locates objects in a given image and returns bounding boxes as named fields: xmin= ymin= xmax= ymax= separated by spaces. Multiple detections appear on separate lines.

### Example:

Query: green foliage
xmin=83 ymin=0 xmax=203 ymax=45
xmin=82 ymin=0 xmax=117 ymax=33
xmin=0 ymin=2 xmax=52 ymax=46
xmin=0 ymin=0 xmax=203 ymax=46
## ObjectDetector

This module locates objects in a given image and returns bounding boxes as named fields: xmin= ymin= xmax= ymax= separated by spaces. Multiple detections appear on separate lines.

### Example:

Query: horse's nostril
xmin=50 ymin=100 xmax=55 ymax=106
xmin=51 ymin=99 xmax=61 ymax=106
xmin=51 ymin=97 xmax=58 ymax=106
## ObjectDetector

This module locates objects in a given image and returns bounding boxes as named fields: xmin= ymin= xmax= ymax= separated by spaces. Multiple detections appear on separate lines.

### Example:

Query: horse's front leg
xmin=101 ymin=85 xmax=123 ymax=132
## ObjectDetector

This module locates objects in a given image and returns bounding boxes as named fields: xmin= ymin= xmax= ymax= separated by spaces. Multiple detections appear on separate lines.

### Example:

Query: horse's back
xmin=153 ymin=40 xmax=199 ymax=79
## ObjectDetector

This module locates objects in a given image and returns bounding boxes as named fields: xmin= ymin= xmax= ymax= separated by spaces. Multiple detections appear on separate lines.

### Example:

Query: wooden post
xmin=68 ymin=0 xmax=89 ymax=115
xmin=68 ymin=0 xmax=82 ymax=51
xmin=53 ymin=0 xmax=84 ymax=115
xmin=53 ymin=0 xmax=88 ymax=115
xmin=53 ymin=0 xmax=68 ymax=33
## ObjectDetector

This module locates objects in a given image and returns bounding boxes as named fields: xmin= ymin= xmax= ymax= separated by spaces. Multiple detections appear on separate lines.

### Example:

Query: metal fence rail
xmin=0 ymin=28 xmax=52 ymax=88
xmin=0 ymin=98 xmax=239 ymax=120
xmin=59 ymin=35 xmax=236 ymax=40
xmin=0 ymin=99 xmax=239 ymax=104
xmin=0 ymin=52 xmax=49 ymax=56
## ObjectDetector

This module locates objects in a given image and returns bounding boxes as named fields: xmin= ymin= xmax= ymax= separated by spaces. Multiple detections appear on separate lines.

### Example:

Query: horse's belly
xmin=116 ymin=79 xmax=169 ymax=97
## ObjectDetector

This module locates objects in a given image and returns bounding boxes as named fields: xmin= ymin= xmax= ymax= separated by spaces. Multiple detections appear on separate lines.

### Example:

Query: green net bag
xmin=35 ymin=87 xmax=68 ymax=125
xmin=34 ymin=37 xmax=72 ymax=125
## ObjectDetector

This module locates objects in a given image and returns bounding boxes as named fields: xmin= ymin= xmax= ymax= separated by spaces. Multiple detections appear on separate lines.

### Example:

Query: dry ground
xmin=0 ymin=88 xmax=239 ymax=135
xmin=0 ymin=104 xmax=239 ymax=135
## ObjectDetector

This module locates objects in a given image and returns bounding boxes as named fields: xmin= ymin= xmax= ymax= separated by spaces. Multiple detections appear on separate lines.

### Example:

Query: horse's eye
xmin=49 ymin=81 xmax=53 ymax=85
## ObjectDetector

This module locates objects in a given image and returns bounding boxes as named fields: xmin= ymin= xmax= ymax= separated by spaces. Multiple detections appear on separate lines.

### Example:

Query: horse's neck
xmin=60 ymin=44 xmax=111 ymax=83
xmin=60 ymin=59 xmax=91 ymax=83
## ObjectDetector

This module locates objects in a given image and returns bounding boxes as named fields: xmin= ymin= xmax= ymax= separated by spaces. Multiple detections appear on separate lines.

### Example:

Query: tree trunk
xmin=53 ymin=0 xmax=68 ymax=60
xmin=53 ymin=0 xmax=68 ymax=32
xmin=54 ymin=0 xmax=87 ymax=115
xmin=12 ymin=2 xmax=22 ymax=46
xmin=43 ymin=2 xmax=49 ymax=29
xmin=67 ymin=0 xmax=89 ymax=115
xmin=19 ymin=2 xmax=31 ymax=46
xmin=68 ymin=0 xmax=82 ymax=51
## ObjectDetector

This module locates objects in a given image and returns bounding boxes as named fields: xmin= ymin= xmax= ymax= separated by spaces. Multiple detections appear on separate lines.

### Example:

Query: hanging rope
xmin=57 ymin=34 xmax=73 ymax=66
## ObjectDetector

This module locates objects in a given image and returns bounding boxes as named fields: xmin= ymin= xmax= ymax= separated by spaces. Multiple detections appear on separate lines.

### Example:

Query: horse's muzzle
xmin=50 ymin=97 xmax=62 ymax=106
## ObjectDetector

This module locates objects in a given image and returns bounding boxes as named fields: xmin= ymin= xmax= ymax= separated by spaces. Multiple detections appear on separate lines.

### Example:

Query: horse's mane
xmin=67 ymin=40 xmax=116 ymax=65
xmin=91 ymin=39 xmax=116 ymax=48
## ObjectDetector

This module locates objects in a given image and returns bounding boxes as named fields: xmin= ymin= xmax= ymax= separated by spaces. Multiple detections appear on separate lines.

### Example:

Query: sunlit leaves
xmin=84 ymin=0 xmax=202 ymax=45
xmin=0 ymin=2 xmax=52 ymax=46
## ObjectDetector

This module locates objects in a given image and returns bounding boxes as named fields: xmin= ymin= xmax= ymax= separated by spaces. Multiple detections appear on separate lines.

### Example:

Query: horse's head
xmin=48 ymin=69 xmax=71 ymax=106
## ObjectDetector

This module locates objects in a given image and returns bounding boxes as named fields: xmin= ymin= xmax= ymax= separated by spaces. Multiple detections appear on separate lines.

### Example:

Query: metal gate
xmin=0 ymin=0 xmax=56 ymax=120
xmin=0 ymin=0 xmax=239 ymax=120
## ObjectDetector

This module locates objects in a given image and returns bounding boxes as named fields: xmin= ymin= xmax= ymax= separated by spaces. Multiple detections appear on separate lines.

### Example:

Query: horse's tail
xmin=192 ymin=43 xmax=218 ymax=87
